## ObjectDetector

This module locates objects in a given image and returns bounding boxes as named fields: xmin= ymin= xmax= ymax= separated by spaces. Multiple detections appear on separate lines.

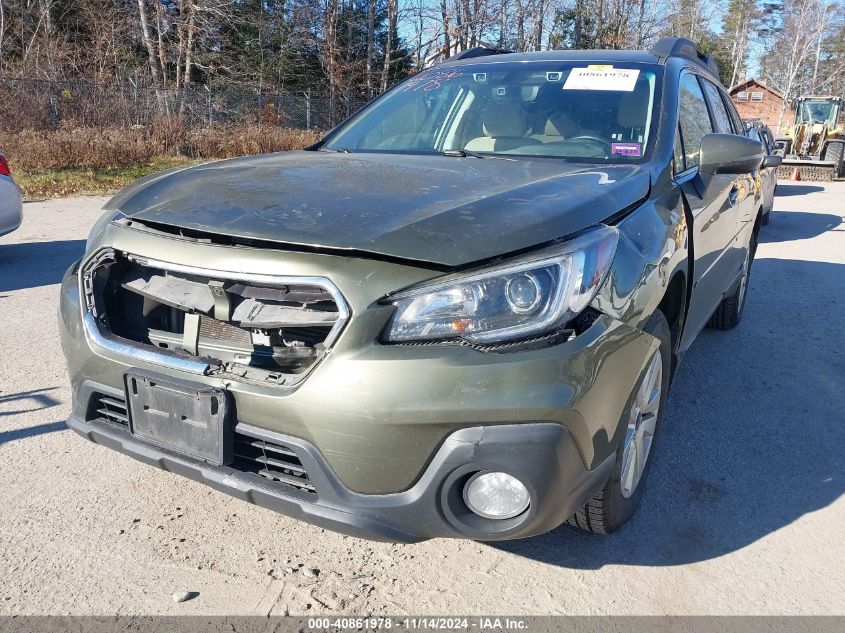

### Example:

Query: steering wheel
xmin=567 ymin=135 xmax=612 ymax=153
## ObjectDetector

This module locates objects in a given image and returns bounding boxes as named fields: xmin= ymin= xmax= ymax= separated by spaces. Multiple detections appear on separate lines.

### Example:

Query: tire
xmin=567 ymin=310 xmax=672 ymax=534
xmin=708 ymin=230 xmax=756 ymax=330
xmin=823 ymin=141 xmax=844 ymax=178
xmin=763 ymin=183 xmax=778 ymax=226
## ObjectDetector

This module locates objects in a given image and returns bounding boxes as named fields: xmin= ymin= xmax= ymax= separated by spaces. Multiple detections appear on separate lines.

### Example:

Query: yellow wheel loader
xmin=775 ymin=96 xmax=844 ymax=180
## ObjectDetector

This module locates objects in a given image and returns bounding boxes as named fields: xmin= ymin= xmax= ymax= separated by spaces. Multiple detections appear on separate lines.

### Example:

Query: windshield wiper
xmin=443 ymin=149 xmax=485 ymax=159
xmin=442 ymin=149 xmax=518 ymax=161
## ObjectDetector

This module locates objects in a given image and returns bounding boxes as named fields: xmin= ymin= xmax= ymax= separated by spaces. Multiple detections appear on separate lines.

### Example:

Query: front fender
xmin=590 ymin=194 xmax=688 ymax=330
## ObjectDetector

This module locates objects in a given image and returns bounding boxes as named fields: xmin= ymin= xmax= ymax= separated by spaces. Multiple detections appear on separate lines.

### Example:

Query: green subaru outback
xmin=60 ymin=38 xmax=772 ymax=541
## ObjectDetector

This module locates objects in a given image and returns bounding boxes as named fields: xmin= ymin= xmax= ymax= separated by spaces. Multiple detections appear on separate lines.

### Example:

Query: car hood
xmin=107 ymin=151 xmax=649 ymax=268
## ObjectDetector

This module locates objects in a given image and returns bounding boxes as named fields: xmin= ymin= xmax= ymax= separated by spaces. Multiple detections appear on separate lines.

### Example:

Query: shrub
xmin=0 ymin=120 xmax=321 ymax=171
xmin=183 ymin=125 xmax=320 ymax=158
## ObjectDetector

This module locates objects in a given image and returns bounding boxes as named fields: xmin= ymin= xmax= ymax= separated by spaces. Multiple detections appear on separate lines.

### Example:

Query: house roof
xmin=729 ymin=78 xmax=785 ymax=100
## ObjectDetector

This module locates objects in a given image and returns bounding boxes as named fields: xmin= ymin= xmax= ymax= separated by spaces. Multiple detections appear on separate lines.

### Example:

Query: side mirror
xmin=699 ymin=133 xmax=764 ymax=175
xmin=762 ymin=154 xmax=783 ymax=169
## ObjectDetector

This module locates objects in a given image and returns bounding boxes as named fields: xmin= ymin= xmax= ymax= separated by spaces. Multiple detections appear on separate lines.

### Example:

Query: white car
xmin=0 ymin=152 xmax=22 ymax=237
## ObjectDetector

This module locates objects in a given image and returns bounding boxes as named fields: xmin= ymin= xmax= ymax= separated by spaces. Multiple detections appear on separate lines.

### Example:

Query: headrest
xmin=545 ymin=110 xmax=576 ymax=137
xmin=481 ymin=101 xmax=525 ymax=137
xmin=618 ymin=83 xmax=650 ymax=127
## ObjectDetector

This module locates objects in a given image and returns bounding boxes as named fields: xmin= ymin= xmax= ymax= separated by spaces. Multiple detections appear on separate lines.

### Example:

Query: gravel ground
xmin=0 ymin=183 xmax=843 ymax=616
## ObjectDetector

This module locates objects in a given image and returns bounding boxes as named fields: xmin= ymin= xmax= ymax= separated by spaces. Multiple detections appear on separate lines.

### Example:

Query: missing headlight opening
xmin=81 ymin=249 xmax=346 ymax=385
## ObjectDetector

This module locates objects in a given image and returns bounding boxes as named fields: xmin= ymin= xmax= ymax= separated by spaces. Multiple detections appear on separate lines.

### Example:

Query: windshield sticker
xmin=563 ymin=68 xmax=640 ymax=92
xmin=611 ymin=142 xmax=642 ymax=156
xmin=401 ymin=69 xmax=464 ymax=93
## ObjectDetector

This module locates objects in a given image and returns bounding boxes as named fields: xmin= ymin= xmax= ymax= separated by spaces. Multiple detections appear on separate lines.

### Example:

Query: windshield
xmin=797 ymin=99 xmax=839 ymax=126
xmin=323 ymin=62 xmax=660 ymax=162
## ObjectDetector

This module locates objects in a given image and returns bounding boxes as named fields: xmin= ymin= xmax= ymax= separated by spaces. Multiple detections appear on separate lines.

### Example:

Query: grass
xmin=15 ymin=156 xmax=202 ymax=200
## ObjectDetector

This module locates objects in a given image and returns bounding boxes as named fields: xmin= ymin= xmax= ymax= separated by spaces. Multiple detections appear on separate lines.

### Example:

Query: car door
xmin=676 ymin=73 xmax=747 ymax=348
xmin=758 ymin=129 xmax=778 ymax=210
xmin=701 ymin=77 xmax=758 ymax=236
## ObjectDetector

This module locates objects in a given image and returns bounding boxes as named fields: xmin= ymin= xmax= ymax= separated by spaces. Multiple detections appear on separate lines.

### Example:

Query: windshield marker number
xmin=563 ymin=68 xmax=640 ymax=92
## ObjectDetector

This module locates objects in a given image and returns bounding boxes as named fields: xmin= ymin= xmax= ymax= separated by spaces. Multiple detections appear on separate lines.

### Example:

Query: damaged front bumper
xmin=60 ymin=224 xmax=658 ymax=540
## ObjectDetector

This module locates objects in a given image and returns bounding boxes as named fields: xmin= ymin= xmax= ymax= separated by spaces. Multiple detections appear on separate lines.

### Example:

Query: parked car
xmin=60 ymin=37 xmax=769 ymax=542
xmin=744 ymin=120 xmax=782 ymax=225
xmin=0 ymin=153 xmax=22 ymax=237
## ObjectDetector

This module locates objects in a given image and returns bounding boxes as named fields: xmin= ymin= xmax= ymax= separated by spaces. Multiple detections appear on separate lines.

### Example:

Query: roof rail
xmin=451 ymin=46 xmax=513 ymax=61
xmin=650 ymin=37 xmax=719 ymax=79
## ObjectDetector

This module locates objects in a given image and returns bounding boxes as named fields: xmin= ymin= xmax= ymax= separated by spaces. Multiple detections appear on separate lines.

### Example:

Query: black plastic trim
xmin=451 ymin=47 xmax=514 ymax=61
xmin=650 ymin=36 xmax=719 ymax=78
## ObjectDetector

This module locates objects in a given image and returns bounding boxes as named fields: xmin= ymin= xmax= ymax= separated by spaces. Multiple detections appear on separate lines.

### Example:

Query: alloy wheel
xmin=620 ymin=351 xmax=662 ymax=499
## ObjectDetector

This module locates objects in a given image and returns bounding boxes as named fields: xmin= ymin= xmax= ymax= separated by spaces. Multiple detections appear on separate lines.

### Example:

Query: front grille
xmin=82 ymin=249 xmax=349 ymax=385
xmin=86 ymin=392 xmax=315 ymax=495
xmin=233 ymin=432 xmax=316 ymax=494
xmin=90 ymin=393 xmax=129 ymax=427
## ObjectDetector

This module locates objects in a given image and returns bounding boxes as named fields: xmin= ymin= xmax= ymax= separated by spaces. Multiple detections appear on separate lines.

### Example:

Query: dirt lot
xmin=0 ymin=183 xmax=843 ymax=616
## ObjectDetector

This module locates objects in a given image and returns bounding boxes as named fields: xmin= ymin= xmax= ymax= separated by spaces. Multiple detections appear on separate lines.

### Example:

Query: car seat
xmin=464 ymin=101 xmax=541 ymax=152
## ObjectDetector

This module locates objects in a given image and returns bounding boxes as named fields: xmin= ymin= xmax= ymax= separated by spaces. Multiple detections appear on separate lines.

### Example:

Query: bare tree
xmin=323 ymin=0 xmax=340 ymax=113
xmin=137 ymin=0 xmax=169 ymax=112
xmin=440 ymin=0 xmax=451 ymax=57
xmin=760 ymin=0 xmax=831 ymax=131
xmin=809 ymin=0 xmax=832 ymax=92
xmin=381 ymin=0 xmax=398 ymax=90
xmin=0 ymin=0 xmax=7 ymax=73
xmin=366 ymin=0 xmax=375 ymax=95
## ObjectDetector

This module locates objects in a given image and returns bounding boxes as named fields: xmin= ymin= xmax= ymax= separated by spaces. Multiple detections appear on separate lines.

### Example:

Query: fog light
xmin=463 ymin=471 xmax=530 ymax=520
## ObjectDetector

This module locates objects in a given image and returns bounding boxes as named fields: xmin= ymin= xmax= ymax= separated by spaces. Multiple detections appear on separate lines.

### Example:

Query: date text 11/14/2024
xmin=306 ymin=617 xmax=530 ymax=630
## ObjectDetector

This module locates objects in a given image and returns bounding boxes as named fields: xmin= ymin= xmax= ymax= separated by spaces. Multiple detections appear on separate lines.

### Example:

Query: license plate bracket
xmin=125 ymin=371 xmax=231 ymax=466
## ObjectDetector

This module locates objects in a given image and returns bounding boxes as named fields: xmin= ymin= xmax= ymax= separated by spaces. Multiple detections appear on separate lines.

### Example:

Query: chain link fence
xmin=0 ymin=77 xmax=366 ymax=131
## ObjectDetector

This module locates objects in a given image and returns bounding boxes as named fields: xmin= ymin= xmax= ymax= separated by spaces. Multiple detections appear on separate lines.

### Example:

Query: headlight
xmin=384 ymin=225 xmax=618 ymax=344
xmin=85 ymin=209 xmax=125 ymax=253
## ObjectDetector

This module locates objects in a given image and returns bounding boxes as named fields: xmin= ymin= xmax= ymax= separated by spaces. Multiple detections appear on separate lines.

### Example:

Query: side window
xmin=701 ymin=79 xmax=733 ymax=133
xmin=678 ymin=74 xmax=713 ymax=169
xmin=757 ymin=132 xmax=771 ymax=155
xmin=723 ymin=93 xmax=745 ymax=134
xmin=673 ymin=126 xmax=686 ymax=174
xmin=762 ymin=130 xmax=775 ymax=151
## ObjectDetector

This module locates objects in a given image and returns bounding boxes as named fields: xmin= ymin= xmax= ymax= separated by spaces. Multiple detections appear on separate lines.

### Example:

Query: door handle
xmin=728 ymin=186 xmax=739 ymax=206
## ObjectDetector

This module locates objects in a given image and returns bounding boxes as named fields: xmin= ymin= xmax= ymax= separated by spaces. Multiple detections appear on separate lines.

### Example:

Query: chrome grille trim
xmin=79 ymin=248 xmax=351 ymax=378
